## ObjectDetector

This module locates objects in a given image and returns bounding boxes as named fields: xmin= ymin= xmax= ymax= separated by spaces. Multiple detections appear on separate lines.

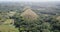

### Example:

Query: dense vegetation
xmin=0 ymin=2 xmax=60 ymax=32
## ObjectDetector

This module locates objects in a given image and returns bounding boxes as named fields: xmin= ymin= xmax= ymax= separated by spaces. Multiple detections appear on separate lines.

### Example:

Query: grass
xmin=0 ymin=25 xmax=19 ymax=32
xmin=4 ymin=19 xmax=14 ymax=25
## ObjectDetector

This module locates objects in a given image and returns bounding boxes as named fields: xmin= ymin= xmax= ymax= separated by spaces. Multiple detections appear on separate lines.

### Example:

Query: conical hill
xmin=21 ymin=8 xmax=39 ymax=20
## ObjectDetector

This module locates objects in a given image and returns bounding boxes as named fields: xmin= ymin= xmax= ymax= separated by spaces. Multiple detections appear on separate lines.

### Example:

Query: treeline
xmin=13 ymin=13 xmax=60 ymax=32
xmin=0 ymin=11 xmax=60 ymax=32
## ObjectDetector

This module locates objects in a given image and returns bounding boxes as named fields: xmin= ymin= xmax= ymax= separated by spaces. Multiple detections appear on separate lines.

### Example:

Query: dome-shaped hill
xmin=21 ymin=7 xmax=39 ymax=20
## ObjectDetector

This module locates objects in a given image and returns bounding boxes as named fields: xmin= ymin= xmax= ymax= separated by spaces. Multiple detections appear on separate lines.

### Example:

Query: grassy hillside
xmin=0 ymin=25 xmax=19 ymax=32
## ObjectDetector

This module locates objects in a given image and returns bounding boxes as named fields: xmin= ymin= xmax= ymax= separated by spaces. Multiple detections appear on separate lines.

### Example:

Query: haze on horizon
xmin=0 ymin=0 xmax=60 ymax=2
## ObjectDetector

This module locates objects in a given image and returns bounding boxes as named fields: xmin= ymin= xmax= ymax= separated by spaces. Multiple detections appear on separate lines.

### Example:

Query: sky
xmin=0 ymin=0 xmax=60 ymax=2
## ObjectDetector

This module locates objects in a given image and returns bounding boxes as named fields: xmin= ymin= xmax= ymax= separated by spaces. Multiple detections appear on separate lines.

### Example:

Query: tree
xmin=42 ymin=29 xmax=50 ymax=32
xmin=40 ymin=22 xmax=51 ymax=29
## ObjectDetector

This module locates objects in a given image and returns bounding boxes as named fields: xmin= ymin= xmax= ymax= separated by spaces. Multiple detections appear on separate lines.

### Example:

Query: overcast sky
xmin=0 ymin=0 xmax=60 ymax=2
